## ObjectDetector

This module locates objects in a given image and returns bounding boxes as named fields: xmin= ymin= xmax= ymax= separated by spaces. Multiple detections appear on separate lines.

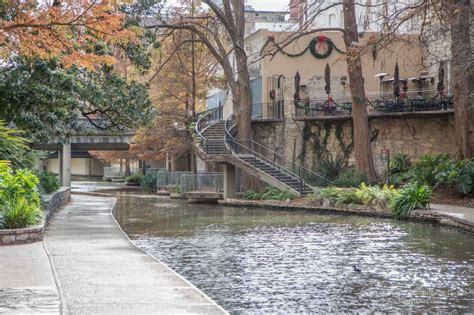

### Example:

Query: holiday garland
xmin=261 ymin=35 xmax=345 ymax=59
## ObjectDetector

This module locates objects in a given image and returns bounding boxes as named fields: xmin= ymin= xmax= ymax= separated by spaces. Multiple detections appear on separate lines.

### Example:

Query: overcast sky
xmin=166 ymin=0 xmax=290 ymax=12
xmin=247 ymin=0 xmax=289 ymax=11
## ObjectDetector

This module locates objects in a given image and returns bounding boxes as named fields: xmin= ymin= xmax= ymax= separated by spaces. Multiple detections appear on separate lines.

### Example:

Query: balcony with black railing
xmin=252 ymin=100 xmax=285 ymax=121
xmin=294 ymin=90 xmax=453 ymax=120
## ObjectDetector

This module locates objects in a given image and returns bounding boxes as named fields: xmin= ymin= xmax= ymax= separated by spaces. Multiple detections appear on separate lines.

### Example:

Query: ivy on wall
xmin=297 ymin=120 xmax=355 ymax=170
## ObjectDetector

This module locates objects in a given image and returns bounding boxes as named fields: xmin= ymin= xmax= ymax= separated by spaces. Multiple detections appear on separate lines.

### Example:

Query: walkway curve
xmin=43 ymin=194 xmax=227 ymax=314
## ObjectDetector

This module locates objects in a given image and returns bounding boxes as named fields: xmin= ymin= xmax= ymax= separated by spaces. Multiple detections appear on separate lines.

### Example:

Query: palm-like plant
xmin=390 ymin=182 xmax=432 ymax=219
xmin=0 ymin=120 xmax=31 ymax=167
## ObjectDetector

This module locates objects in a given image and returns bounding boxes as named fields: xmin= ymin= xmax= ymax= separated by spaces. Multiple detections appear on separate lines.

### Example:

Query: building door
xmin=267 ymin=75 xmax=285 ymax=119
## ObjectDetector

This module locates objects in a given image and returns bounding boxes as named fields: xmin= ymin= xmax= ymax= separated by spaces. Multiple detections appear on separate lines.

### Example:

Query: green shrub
xmin=1 ymin=198 xmax=43 ymax=229
xmin=389 ymin=154 xmax=411 ymax=174
xmin=331 ymin=168 xmax=369 ymax=187
xmin=168 ymin=185 xmax=181 ymax=194
xmin=451 ymin=159 xmax=474 ymax=196
xmin=305 ymin=192 xmax=321 ymax=203
xmin=390 ymin=182 xmax=432 ymax=219
xmin=407 ymin=154 xmax=454 ymax=187
xmin=125 ymin=173 xmax=144 ymax=184
xmin=243 ymin=190 xmax=261 ymax=200
xmin=317 ymin=187 xmax=347 ymax=203
xmin=391 ymin=155 xmax=474 ymax=196
xmin=38 ymin=171 xmax=60 ymax=194
xmin=315 ymin=155 xmax=346 ymax=181
xmin=0 ymin=165 xmax=40 ymax=207
xmin=140 ymin=171 xmax=158 ymax=192
xmin=318 ymin=183 xmax=399 ymax=207
xmin=244 ymin=187 xmax=296 ymax=201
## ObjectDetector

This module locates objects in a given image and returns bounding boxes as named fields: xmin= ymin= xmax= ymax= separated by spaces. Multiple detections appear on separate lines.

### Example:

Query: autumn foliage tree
xmin=130 ymin=25 xmax=219 ymax=164
xmin=0 ymin=0 xmax=135 ymax=70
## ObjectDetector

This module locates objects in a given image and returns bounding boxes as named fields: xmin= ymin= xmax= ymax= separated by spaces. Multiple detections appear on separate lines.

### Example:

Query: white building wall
xmin=44 ymin=158 xmax=105 ymax=177
xmin=307 ymin=0 xmax=417 ymax=33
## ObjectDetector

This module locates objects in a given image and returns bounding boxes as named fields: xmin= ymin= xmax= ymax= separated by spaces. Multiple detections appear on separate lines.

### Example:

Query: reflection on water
xmin=113 ymin=192 xmax=474 ymax=314
xmin=71 ymin=180 xmax=126 ymax=192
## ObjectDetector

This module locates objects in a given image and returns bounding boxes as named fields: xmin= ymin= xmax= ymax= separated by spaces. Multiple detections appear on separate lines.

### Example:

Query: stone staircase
xmin=238 ymin=155 xmax=314 ymax=195
xmin=201 ymin=121 xmax=229 ymax=155
xmin=197 ymin=120 xmax=315 ymax=196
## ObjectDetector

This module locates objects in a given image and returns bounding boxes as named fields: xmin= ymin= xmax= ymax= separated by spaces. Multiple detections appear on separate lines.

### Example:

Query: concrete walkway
xmin=43 ymin=194 xmax=227 ymax=314
xmin=427 ymin=203 xmax=474 ymax=232
xmin=431 ymin=203 xmax=474 ymax=222
xmin=0 ymin=242 xmax=60 ymax=313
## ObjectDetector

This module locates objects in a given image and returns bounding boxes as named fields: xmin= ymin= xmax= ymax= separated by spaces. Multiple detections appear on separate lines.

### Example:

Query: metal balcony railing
xmin=156 ymin=171 xmax=193 ymax=189
xmin=252 ymin=101 xmax=285 ymax=121
xmin=295 ymin=90 xmax=453 ymax=119
xmin=103 ymin=167 xmax=143 ymax=179
xmin=180 ymin=173 xmax=224 ymax=194
xmin=145 ymin=168 xmax=166 ymax=175
xmin=103 ymin=167 xmax=124 ymax=179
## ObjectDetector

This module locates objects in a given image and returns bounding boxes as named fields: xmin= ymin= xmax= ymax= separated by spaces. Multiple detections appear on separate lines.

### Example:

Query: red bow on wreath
xmin=317 ymin=35 xmax=328 ymax=42
xmin=316 ymin=35 xmax=328 ymax=50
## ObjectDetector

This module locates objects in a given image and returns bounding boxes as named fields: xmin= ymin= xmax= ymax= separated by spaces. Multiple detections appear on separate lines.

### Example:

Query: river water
xmin=112 ymin=191 xmax=474 ymax=314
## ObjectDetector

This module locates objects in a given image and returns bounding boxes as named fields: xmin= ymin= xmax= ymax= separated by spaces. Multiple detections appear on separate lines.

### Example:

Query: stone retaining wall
xmin=218 ymin=199 xmax=474 ymax=234
xmin=42 ymin=187 xmax=72 ymax=221
xmin=0 ymin=187 xmax=71 ymax=245
xmin=252 ymin=113 xmax=456 ymax=175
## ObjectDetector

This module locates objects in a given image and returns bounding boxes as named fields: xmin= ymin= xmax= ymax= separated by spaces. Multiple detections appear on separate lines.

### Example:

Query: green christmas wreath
xmin=261 ymin=35 xmax=345 ymax=59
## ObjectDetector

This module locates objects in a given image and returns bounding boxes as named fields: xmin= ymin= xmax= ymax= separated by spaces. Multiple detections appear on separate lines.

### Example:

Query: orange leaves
xmin=0 ymin=0 xmax=134 ymax=70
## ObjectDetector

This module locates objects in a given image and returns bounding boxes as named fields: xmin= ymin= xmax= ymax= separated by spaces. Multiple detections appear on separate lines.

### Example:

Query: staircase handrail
xmin=224 ymin=114 xmax=329 ymax=191
xmin=195 ymin=107 xmax=224 ymax=154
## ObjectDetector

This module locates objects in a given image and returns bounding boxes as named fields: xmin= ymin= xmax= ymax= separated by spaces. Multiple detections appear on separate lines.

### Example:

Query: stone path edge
xmin=106 ymin=194 xmax=229 ymax=314
xmin=41 ymin=239 xmax=65 ymax=314
xmin=218 ymin=199 xmax=474 ymax=234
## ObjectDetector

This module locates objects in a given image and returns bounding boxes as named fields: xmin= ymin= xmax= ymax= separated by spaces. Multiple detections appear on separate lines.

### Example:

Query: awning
xmin=374 ymin=73 xmax=389 ymax=78
xmin=374 ymin=72 xmax=389 ymax=78
xmin=382 ymin=77 xmax=408 ymax=82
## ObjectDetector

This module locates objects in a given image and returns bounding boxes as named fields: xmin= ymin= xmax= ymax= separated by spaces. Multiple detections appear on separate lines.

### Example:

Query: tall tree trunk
xmin=450 ymin=0 xmax=472 ymax=159
xmin=234 ymin=49 xmax=252 ymax=146
xmin=233 ymin=0 xmax=252 ymax=146
xmin=343 ymin=0 xmax=377 ymax=180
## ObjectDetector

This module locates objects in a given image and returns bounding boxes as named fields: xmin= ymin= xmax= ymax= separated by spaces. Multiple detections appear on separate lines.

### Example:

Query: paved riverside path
xmin=0 ymin=243 xmax=60 ymax=313
xmin=43 ymin=194 xmax=227 ymax=314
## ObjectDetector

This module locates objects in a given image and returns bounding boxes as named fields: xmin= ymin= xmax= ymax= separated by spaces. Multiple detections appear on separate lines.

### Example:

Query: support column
xmin=166 ymin=153 xmax=171 ymax=171
xmin=60 ymin=142 xmax=71 ymax=187
xmin=223 ymin=163 xmax=236 ymax=199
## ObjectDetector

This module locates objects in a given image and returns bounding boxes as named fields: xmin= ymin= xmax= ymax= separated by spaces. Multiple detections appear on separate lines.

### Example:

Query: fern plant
xmin=1 ymin=198 xmax=43 ymax=229
xmin=38 ymin=171 xmax=60 ymax=194
xmin=389 ymin=154 xmax=411 ymax=174
xmin=316 ymin=154 xmax=347 ymax=181
xmin=0 ymin=120 xmax=31 ymax=168
xmin=390 ymin=182 xmax=432 ymax=219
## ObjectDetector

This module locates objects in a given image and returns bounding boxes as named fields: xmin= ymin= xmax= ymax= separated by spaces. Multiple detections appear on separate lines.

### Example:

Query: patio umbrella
xmin=437 ymin=61 xmax=445 ymax=95
xmin=294 ymin=71 xmax=301 ymax=100
xmin=324 ymin=63 xmax=331 ymax=96
xmin=393 ymin=62 xmax=400 ymax=99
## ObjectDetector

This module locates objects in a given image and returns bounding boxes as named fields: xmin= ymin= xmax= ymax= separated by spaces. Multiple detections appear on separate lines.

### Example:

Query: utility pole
xmin=190 ymin=0 xmax=197 ymax=173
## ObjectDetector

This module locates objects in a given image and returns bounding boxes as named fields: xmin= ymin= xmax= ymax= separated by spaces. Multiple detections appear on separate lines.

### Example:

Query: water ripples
xmin=113 ymin=194 xmax=474 ymax=314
